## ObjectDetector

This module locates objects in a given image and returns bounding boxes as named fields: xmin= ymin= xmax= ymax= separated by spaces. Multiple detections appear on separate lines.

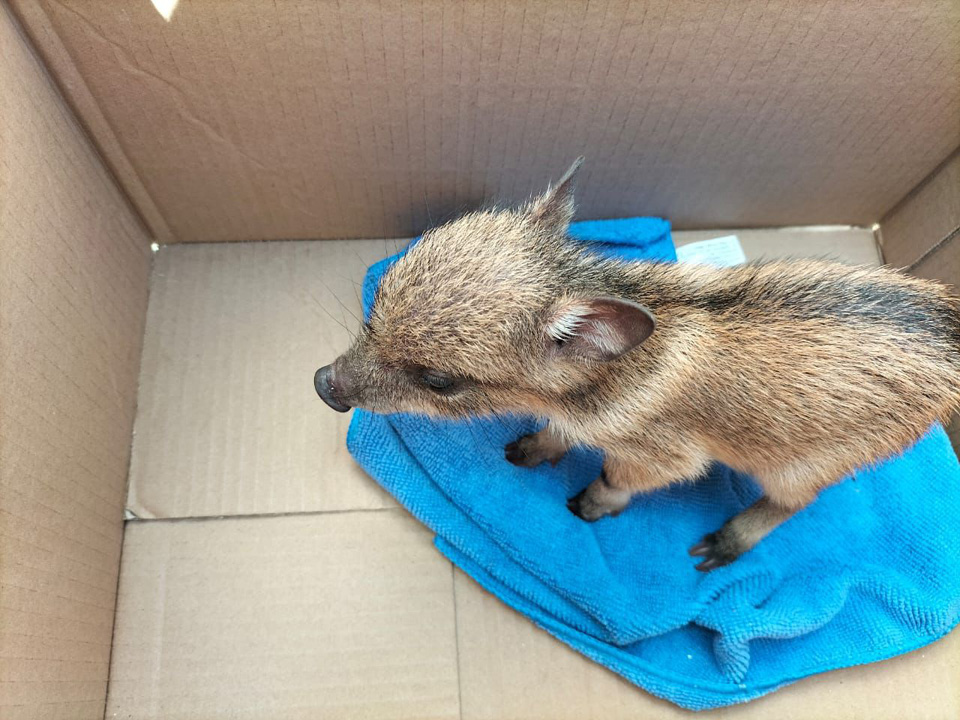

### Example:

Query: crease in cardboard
xmin=51 ymin=0 xmax=276 ymax=176
xmin=9 ymin=0 xmax=174 ymax=242
xmin=14 ymin=0 xmax=960 ymax=242
xmin=124 ymin=489 xmax=159 ymax=521
xmin=907 ymin=226 xmax=960 ymax=273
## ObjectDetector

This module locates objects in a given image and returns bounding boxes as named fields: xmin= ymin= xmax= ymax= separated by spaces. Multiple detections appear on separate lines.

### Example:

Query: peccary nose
xmin=315 ymin=364 xmax=351 ymax=413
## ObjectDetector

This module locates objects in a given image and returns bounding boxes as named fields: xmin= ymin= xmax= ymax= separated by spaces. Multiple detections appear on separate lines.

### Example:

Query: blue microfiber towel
xmin=346 ymin=218 xmax=960 ymax=710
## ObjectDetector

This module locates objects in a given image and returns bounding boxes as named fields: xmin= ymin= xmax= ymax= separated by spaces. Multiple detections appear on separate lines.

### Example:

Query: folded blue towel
xmin=346 ymin=218 xmax=960 ymax=710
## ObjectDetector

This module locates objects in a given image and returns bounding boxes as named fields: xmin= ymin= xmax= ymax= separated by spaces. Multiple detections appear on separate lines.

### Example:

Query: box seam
xmin=451 ymin=564 xmax=464 ymax=720
xmin=123 ymin=505 xmax=403 ymax=525
xmin=101 ymin=247 xmax=157 ymax=719
xmin=906 ymin=225 xmax=960 ymax=273
xmin=880 ymin=145 xmax=960 ymax=226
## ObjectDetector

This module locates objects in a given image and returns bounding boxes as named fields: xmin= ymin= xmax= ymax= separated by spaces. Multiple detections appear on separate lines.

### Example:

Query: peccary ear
xmin=527 ymin=157 xmax=583 ymax=234
xmin=545 ymin=296 xmax=655 ymax=361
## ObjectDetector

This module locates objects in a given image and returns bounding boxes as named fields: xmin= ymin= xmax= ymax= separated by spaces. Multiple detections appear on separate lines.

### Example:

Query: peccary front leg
xmin=568 ymin=450 xmax=710 ymax=522
xmin=566 ymin=470 xmax=634 ymax=521
xmin=505 ymin=424 xmax=569 ymax=468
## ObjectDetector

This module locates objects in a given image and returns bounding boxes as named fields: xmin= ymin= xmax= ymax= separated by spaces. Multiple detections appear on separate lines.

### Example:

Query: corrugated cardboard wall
xmin=0 ymin=5 xmax=152 ymax=718
xmin=880 ymin=148 xmax=960 ymax=447
xmin=7 ymin=0 xmax=175 ymax=244
xmin=881 ymin=148 xmax=960 ymax=273
xmin=12 ymin=0 xmax=960 ymax=243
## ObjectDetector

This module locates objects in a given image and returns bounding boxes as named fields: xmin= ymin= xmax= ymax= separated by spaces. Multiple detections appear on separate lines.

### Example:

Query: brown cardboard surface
xmin=7 ymin=0 xmax=174 ymax=243
xmin=913 ymin=234 xmax=960 ymax=294
xmin=14 ymin=0 xmax=960 ymax=242
xmin=127 ymin=239 xmax=398 ymax=519
xmin=674 ymin=227 xmax=881 ymax=265
xmin=881 ymin=148 xmax=960 ymax=271
xmin=0 ymin=4 xmax=151 ymax=718
xmin=454 ymin=570 xmax=960 ymax=720
xmin=106 ymin=510 xmax=460 ymax=720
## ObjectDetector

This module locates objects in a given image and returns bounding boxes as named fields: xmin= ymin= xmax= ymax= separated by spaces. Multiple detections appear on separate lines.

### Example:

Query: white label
xmin=675 ymin=235 xmax=746 ymax=267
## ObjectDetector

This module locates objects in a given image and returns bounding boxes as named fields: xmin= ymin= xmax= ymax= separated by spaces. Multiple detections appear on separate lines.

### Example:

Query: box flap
xmin=881 ymin=148 xmax=960 ymax=270
xmin=0 ymin=4 xmax=151 ymax=717
xmin=8 ymin=0 xmax=174 ymax=243
xmin=127 ymin=240 xmax=397 ymax=519
xmin=14 ymin=0 xmax=960 ymax=242
xmin=106 ymin=511 xmax=460 ymax=719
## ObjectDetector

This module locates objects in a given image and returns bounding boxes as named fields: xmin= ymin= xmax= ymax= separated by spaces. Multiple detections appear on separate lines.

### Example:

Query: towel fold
xmin=347 ymin=218 xmax=960 ymax=710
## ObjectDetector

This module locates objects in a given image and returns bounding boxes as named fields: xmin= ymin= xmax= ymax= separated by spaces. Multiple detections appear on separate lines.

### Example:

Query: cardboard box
xmin=1 ymin=1 xmax=958 ymax=718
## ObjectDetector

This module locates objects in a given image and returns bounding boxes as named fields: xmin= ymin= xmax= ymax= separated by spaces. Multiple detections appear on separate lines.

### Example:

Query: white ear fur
xmin=546 ymin=301 xmax=590 ymax=343
xmin=546 ymin=296 xmax=655 ymax=361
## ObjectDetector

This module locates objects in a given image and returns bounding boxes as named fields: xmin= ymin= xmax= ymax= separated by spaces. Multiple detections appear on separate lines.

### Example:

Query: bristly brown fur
xmin=324 ymin=160 xmax=960 ymax=570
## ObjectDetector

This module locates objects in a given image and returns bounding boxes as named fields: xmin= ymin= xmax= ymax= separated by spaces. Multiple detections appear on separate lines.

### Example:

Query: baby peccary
xmin=315 ymin=159 xmax=960 ymax=571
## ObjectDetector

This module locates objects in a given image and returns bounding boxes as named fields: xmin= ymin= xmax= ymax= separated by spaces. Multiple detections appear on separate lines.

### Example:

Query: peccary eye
xmin=421 ymin=370 xmax=455 ymax=392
